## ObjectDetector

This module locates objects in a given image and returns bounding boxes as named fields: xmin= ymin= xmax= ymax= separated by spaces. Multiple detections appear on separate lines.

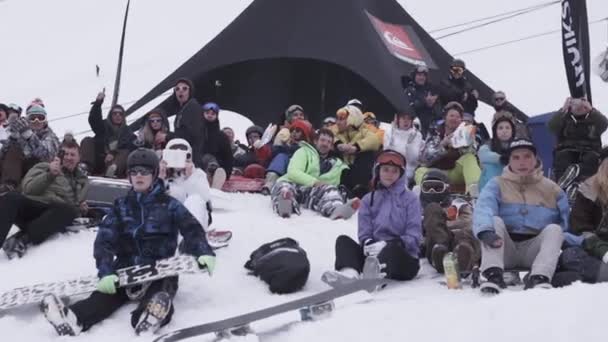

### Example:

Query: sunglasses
xmin=377 ymin=151 xmax=405 ymax=168
xmin=128 ymin=166 xmax=153 ymax=176
xmin=494 ymin=97 xmax=505 ymax=102
xmin=421 ymin=180 xmax=449 ymax=194
xmin=28 ymin=115 xmax=46 ymax=122
xmin=175 ymin=86 xmax=189 ymax=92
xmin=148 ymin=118 xmax=162 ymax=123
xmin=450 ymin=67 xmax=464 ymax=74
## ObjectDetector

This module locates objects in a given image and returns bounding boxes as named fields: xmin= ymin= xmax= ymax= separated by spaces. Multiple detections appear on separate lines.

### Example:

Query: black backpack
xmin=244 ymin=238 xmax=310 ymax=294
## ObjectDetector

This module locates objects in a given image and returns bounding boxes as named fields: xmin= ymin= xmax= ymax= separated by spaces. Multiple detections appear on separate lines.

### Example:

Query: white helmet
xmin=165 ymin=138 xmax=192 ymax=155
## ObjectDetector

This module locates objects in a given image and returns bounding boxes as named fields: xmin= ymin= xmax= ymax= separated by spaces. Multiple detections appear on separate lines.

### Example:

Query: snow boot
xmin=524 ymin=274 xmax=552 ymax=290
xmin=480 ymin=267 xmax=507 ymax=295
xmin=329 ymin=198 xmax=361 ymax=220
xmin=558 ymin=164 xmax=580 ymax=190
xmin=41 ymin=294 xmax=82 ymax=336
xmin=134 ymin=291 xmax=172 ymax=335
xmin=431 ymin=244 xmax=449 ymax=274
xmin=206 ymin=229 xmax=232 ymax=249
xmin=275 ymin=187 xmax=294 ymax=218
xmin=211 ymin=168 xmax=227 ymax=190
xmin=3 ymin=232 xmax=28 ymax=259
xmin=261 ymin=172 xmax=279 ymax=196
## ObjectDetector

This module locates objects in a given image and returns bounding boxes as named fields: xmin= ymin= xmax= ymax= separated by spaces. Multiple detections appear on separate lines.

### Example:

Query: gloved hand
xmin=97 ymin=274 xmax=119 ymax=294
xmin=363 ymin=239 xmax=387 ymax=257
xmin=12 ymin=117 xmax=30 ymax=134
xmin=478 ymin=231 xmax=503 ymax=248
xmin=198 ymin=255 xmax=216 ymax=275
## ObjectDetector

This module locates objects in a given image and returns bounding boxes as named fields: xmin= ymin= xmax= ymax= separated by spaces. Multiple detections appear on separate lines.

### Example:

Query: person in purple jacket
xmin=330 ymin=150 xmax=422 ymax=281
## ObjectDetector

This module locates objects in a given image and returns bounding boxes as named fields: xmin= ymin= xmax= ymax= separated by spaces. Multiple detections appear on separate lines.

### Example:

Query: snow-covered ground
xmin=2 ymin=0 xmax=608 ymax=341
xmin=1 ymin=190 xmax=607 ymax=342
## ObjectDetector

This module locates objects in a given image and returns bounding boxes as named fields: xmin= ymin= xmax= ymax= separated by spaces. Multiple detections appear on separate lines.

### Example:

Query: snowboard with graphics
xmin=0 ymin=255 xmax=205 ymax=311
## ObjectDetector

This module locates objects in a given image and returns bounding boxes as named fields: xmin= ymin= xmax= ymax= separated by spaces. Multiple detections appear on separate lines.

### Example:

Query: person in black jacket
xmin=200 ymin=102 xmax=233 ymax=189
xmin=439 ymin=59 xmax=479 ymax=116
xmin=163 ymin=78 xmax=205 ymax=168
xmin=80 ymin=91 xmax=135 ymax=177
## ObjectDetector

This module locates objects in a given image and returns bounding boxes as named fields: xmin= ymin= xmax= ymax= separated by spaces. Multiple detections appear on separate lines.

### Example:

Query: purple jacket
xmin=358 ymin=175 xmax=422 ymax=258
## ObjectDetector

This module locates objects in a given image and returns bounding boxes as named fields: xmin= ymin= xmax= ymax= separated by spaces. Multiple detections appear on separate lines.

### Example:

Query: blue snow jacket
xmin=94 ymin=179 xmax=214 ymax=278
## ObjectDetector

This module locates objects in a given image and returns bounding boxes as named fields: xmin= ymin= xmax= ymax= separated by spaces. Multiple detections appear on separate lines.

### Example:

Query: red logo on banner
xmin=367 ymin=12 xmax=426 ymax=65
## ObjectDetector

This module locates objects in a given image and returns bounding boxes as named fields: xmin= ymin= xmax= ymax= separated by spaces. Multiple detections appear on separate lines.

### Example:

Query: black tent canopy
xmin=126 ymin=0 xmax=527 ymax=127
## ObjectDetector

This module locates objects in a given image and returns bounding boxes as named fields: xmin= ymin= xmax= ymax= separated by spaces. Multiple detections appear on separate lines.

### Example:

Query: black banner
xmin=112 ymin=0 xmax=131 ymax=107
xmin=561 ymin=0 xmax=592 ymax=103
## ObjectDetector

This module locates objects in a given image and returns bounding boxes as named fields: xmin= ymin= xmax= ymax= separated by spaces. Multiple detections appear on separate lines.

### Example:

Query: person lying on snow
xmin=326 ymin=150 xmax=422 ymax=282
xmin=0 ymin=139 xmax=88 ymax=259
xmin=0 ymin=104 xmax=60 ymax=193
xmin=159 ymin=138 xmax=231 ymax=249
xmin=80 ymin=90 xmax=135 ymax=178
xmin=416 ymin=101 xmax=481 ymax=197
xmin=473 ymin=138 xmax=569 ymax=294
xmin=259 ymin=119 xmax=313 ymax=194
xmin=40 ymin=148 xmax=215 ymax=336
xmin=420 ymin=169 xmax=480 ymax=274
xmin=270 ymin=128 xmax=354 ymax=219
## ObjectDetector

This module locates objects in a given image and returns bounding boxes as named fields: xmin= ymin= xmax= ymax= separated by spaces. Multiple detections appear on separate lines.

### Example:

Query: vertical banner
xmin=112 ymin=0 xmax=131 ymax=107
xmin=561 ymin=0 xmax=592 ymax=103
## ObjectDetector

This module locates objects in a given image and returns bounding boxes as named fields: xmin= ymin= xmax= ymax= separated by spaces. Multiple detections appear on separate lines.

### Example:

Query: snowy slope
xmin=2 ymin=1 xmax=608 ymax=341
xmin=1 ymin=190 xmax=608 ymax=342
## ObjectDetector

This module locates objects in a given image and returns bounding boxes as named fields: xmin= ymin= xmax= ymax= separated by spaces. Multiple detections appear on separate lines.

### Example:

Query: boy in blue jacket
xmin=41 ymin=148 xmax=215 ymax=336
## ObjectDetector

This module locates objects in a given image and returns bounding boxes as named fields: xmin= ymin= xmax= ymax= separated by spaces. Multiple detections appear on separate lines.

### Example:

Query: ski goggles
xmin=28 ymin=114 xmax=46 ymax=122
xmin=202 ymin=102 xmax=220 ymax=113
xmin=128 ymin=166 xmax=154 ymax=176
xmin=421 ymin=180 xmax=449 ymax=194
xmin=323 ymin=117 xmax=336 ymax=125
xmin=376 ymin=150 xmax=405 ymax=168
xmin=168 ymin=143 xmax=192 ymax=159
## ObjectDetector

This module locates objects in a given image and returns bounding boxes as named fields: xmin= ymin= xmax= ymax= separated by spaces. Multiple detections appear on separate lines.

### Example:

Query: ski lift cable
xmin=454 ymin=17 xmax=608 ymax=56
xmin=434 ymin=1 xmax=559 ymax=40
xmin=428 ymin=0 xmax=560 ymax=33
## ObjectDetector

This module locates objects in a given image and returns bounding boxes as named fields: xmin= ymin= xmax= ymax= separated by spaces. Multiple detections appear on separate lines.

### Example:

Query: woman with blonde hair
xmin=134 ymin=108 xmax=173 ymax=153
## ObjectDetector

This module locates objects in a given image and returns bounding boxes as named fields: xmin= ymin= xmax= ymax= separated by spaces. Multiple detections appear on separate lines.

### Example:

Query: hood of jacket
xmin=501 ymin=163 xmax=544 ymax=186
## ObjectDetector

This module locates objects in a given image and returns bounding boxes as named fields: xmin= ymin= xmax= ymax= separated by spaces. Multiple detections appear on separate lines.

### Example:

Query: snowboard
xmin=152 ymin=277 xmax=387 ymax=342
xmin=0 ymin=255 xmax=205 ymax=311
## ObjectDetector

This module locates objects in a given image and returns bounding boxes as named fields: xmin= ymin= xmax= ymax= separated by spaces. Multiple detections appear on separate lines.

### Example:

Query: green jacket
xmin=278 ymin=142 xmax=348 ymax=187
xmin=21 ymin=162 xmax=88 ymax=211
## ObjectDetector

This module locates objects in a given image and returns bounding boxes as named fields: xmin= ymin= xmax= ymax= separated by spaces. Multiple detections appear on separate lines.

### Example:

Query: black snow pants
xmin=334 ymin=235 xmax=420 ymax=281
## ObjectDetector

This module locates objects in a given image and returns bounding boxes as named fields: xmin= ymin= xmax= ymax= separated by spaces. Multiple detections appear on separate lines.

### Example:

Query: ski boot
xmin=134 ymin=291 xmax=172 ymax=335
xmin=480 ymin=267 xmax=507 ymax=295
xmin=524 ymin=274 xmax=552 ymax=290
xmin=41 ymin=294 xmax=82 ymax=336
xmin=329 ymin=198 xmax=361 ymax=220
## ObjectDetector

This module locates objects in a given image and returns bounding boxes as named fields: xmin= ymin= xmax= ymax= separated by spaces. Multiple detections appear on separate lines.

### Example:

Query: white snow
xmin=2 ymin=0 xmax=608 ymax=341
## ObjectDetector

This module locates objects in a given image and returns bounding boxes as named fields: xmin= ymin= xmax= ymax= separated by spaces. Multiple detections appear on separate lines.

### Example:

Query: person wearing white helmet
xmin=159 ymin=138 xmax=231 ymax=248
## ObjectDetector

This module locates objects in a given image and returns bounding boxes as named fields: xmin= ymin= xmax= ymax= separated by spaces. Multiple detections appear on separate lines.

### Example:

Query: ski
xmin=0 ymin=255 xmax=205 ymax=311
xmin=152 ymin=277 xmax=386 ymax=342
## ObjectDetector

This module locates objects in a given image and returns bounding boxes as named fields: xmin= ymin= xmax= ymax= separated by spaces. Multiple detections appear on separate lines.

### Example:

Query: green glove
xmin=97 ymin=274 xmax=119 ymax=294
xmin=198 ymin=255 xmax=216 ymax=276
